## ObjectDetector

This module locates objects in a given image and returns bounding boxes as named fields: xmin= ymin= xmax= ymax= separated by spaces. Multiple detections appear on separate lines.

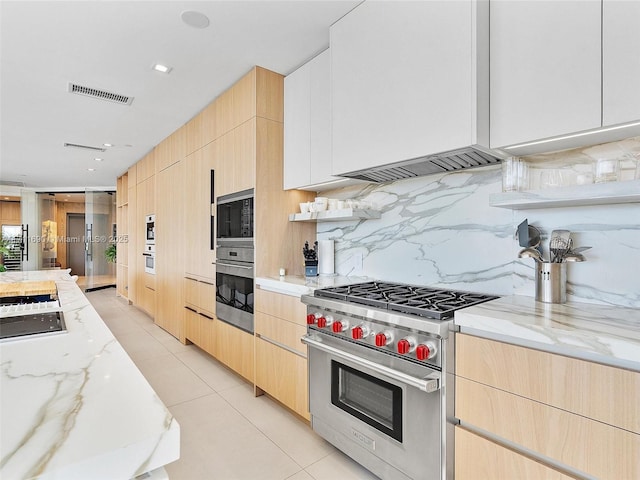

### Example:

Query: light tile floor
xmin=86 ymin=288 xmax=380 ymax=480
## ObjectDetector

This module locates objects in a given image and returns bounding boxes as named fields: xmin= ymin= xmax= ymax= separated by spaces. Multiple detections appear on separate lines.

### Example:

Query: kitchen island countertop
xmin=454 ymin=294 xmax=640 ymax=372
xmin=0 ymin=270 xmax=179 ymax=479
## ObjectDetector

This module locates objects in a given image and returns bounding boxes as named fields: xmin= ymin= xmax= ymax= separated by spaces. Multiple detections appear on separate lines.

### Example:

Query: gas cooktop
xmin=314 ymin=281 xmax=498 ymax=320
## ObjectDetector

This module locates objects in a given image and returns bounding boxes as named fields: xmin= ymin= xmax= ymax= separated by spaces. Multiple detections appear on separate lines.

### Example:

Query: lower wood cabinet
xmin=185 ymin=307 xmax=216 ymax=357
xmin=455 ymin=427 xmax=573 ymax=480
xmin=255 ymin=337 xmax=309 ymax=420
xmin=215 ymin=319 xmax=254 ymax=383
xmin=455 ymin=333 xmax=640 ymax=480
xmin=184 ymin=276 xmax=216 ymax=317
xmin=254 ymin=288 xmax=309 ymax=420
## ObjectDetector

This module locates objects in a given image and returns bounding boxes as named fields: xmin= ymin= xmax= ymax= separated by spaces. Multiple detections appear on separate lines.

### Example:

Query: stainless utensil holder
xmin=536 ymin=262 xmax=566 ymax=304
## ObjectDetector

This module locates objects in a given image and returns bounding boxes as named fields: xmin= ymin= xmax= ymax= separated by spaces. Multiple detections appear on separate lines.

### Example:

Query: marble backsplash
xmin=317 ymin=166 xmax=640 ymax=309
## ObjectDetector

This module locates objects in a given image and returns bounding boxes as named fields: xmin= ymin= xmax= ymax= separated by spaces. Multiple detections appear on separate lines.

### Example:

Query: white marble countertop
xmin=0 ymin=270 xmax=179 ymax=479
xmin=256 ymin=275 xmax=370 ymax=297
xmin=455 ymin=295 xmax=640 ymax=372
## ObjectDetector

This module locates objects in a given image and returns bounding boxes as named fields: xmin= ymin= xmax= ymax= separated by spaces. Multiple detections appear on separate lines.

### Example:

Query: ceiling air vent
xmin=68 ymin=82 xmax=134 ymax=106
xmin=63 ymin=142 xmax=106 ymax=152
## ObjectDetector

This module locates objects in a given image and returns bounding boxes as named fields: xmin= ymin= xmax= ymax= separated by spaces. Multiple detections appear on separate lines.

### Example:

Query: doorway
xmin=67 ymin=213 xmax=86 ymax=276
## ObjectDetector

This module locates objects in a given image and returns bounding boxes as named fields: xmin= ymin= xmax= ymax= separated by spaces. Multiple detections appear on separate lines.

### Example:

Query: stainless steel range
xmin=301 ymin=282 xmax=497 ymax=480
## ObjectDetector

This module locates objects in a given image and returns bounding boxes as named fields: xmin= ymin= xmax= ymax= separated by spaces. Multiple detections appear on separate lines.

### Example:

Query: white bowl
xmin=314 ymin=201 xmax=328 ymax=211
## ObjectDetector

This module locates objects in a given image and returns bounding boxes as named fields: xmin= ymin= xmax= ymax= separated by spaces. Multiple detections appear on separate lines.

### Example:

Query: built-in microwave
xmin=216 ymin=189 xmax=253 ymax=246
xmin=145 ymin=214 xmax=155 ymax=245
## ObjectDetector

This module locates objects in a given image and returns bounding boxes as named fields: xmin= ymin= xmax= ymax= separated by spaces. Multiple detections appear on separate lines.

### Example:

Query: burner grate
xmin=314 ymin=282 xmax=498 ymax=320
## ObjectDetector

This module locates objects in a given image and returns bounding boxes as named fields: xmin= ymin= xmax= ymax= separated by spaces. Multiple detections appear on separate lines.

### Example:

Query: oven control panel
xmin=307 ymin=311 xmax=440 ymax=366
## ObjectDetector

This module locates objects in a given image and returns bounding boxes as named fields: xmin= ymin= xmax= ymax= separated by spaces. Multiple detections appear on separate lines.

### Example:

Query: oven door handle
xmin=216 ymin=262 xmax=253 ymax=269
xmin=301 ymin=335 xmax=440 ymax=393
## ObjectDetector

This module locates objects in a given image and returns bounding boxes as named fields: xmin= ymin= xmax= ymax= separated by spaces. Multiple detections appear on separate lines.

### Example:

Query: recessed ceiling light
xmin=3 ymin=197 xmax=9 ymax=200
xmin=95 ymin=158 xmax=103 ymax=162
xmin=152 ymin=63 xmax=172 ymax=74
xmin=103 ymin=143 xmax=113 ymax=147
xmin=87 ymin=168 xmax=96 ymax=172
xmin=181 ymin=10 xmax=210 ymax=29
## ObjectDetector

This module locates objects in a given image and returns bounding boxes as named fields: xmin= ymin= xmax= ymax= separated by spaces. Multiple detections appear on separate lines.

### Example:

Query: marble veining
xmin=0 ymin=270 xmax=179 ymax=479
xmin=318 ymin=165 xmax=640 ymax=309
xmin=455 ymin=295 xmax=640 ymax=371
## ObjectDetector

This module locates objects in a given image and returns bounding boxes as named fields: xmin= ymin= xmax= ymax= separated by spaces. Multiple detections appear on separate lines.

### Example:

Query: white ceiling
xmin=0 ymin=0 xmax=360 ymax=189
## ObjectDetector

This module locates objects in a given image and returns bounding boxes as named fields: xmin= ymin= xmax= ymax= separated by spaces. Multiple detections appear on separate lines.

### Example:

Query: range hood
xmin=337 ymin=145 xmax=505 ymax=183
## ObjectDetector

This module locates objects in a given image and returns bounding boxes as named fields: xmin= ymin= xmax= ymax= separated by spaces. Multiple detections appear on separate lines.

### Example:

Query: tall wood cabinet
xmin=454 ymin=334 xmax=640 ymax=480
xmin=156 ymin=161 xmax=185 ymax=341
xmin=115 ymin=172 xmax=129 ymax=299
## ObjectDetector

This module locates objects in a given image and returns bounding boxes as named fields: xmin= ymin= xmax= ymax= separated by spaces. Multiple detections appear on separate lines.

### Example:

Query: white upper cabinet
xmin=602 ymin=0 xmax=640 ymax=126
xmin=490 ymin=0 xmax=602 ymax=149
xmin=284 ymin=50 xmax=339 ymax=190
xmin=284 ymin=60 xmax=311 ymax=190
xmin=330 ymin=1 xmax=480 ymax=176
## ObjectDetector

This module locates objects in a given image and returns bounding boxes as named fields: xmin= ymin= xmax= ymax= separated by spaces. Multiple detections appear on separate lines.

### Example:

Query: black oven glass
xmin=217 ymin=197 xmax=253 ymax=239
xmin=216 ymin=272 xmax=254 ymax=314
xmin=331 ymin=361 xmax=403 ymax=442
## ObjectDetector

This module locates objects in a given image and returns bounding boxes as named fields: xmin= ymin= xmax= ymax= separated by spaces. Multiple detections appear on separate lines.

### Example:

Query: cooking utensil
xmin=517 ymin=219 xmax=529 ymax=248
xmin=528 ymin=225 xmax=541 ymax=248
xmin=563 ymin=252 xmax=586 ymax=262
xmin=518 ymin=247 xmax=543 ymax=263
xmin=568 ymin=246 xmax=591 ymax=254
xmin=549 ymin=229 xmax=571 ymax=263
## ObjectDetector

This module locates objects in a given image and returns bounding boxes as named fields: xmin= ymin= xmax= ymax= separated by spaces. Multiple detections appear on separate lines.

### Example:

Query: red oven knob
xmin=375 ymin=331 xmax=393 ymax=347
xmin=351 ymin=325 xmax=369 ymax=340
xmin=332 ymin=320 xmax=349 ymax=333
xmin=416 ymin=342 xmax=437 ymax=361
xmin=397 ymin=337 xmax=416 ymax=354
xmin=317 ymin=315 xmax=333 ymax=329
xmin=306 ymin=313 xmax=316 ymax=325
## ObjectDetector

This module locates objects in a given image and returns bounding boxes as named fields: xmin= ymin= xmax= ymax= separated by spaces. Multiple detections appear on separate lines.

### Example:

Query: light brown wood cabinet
xmin=115 ymin=172 xmax=129 ymax=299
xmin=455 ymin=333 xmax=640 ymax=479
xmin=185 ymin=307 xmax=216 ymax=357
xmin=126 ymin=178 xmax=137 ymax=304
xmin=216 ymin=319 xmax=254 ymax=383
xmin=455 ymin=427 xmax=574 ymax=480
xmin=134 ymin=175 xmax=155 ymax=316
xmin=184 ymin=142 xmax=216 ymax=280
xmin=254 ymin=288 xmax=309 ymax=420
xmin=155 ymin=161 xmax=185 ymax=341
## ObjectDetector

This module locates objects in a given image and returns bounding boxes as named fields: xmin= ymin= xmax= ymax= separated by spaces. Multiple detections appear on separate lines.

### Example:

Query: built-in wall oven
xmin=215 ymin=189 xmax=255 ymax=333
xmin=215 ymin=245 xmax=254 ymax=333
xmin=143 ymin=244 xmax=156 ymax=275
xmin=145 ymin=214 xmax=156 ymax=245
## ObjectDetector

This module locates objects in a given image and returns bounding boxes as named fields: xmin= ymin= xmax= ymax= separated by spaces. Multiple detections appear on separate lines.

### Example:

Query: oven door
xmin=303 ymin=332 xmax=442 ymax=480
xmin=215 ymin=260 xmax=254 ymax=334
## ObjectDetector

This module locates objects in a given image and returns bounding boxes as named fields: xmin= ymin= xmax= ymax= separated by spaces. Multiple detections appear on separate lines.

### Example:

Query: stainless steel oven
xmin=216 ymin=189 xmax=253 ymax=246
xmin=304 ymin=330 xmax=441 ymax=480
xmin=215 ymin=245 xmax=254 ymax=333
xmin=302 ymin=282 xmax=498 ymax=480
